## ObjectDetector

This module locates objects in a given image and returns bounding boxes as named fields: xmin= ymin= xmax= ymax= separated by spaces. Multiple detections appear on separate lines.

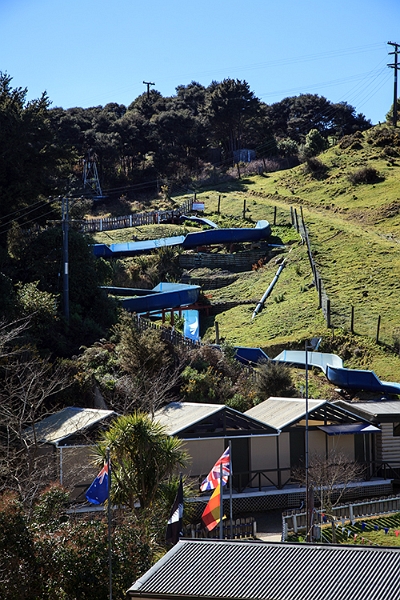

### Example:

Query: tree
xmin=0 ymin=338 xmax=72 ymax=506
xmin=294 ymin=450 xmax=364 ymax=517
xmin=93 ymin=412 xmax=189 ymax=510
xmin=12 ymin=226 xmax=116 ymax=354
xmin=0 ymin=73 xmax=67 ymax=242
xmin=0 ymin=491 xmax=40 ymax=599
xmin=386 ymin=98 xmax=400 ymax=125
xmin=206 ymin=79 xmax=260 ymax=157
xmin=0 ymin=483 xmax=158 ymax=600
xmin=300 ymin=128 xmax=329 ymax=159
xmin=266 ymin=94 xmax=371 ymax=143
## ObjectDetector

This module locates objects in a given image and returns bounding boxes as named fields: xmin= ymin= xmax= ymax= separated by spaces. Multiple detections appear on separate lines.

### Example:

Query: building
xmin=154 ymin=399 xmax=385 ymax=511
xmin=337 ymin=399 xmax=400 ymax=480
xmin=23 ymin=406 xmax=116 ymax=500
xmin=126 ymin=538 xmax=400 ymax=600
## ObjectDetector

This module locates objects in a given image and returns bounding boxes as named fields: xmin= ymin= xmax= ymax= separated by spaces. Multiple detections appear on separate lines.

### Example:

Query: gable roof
xmin=153 ymin=402 xmax=279 ymax=438
xmin=24 ymin=407 xmax=116 ymax=446
xmin=337 ymin=399 xmax=400 ymax=423
xmin=127 ymin=538 xmax=400 ymax=600
xmin=245 ymin=397 xmax=372 ymax=430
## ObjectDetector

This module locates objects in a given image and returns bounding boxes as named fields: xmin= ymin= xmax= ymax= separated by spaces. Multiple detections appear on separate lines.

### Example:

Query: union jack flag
xmin=200 ymin=448 xmax=231 ymax=492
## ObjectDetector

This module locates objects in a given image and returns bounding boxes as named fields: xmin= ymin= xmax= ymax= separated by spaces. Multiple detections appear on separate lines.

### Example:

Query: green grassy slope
xmin=94 ymin=124 xmax=400 ymax=389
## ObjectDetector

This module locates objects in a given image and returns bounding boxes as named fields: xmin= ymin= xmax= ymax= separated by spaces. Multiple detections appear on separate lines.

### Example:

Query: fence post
xmin=243 ymin=199 xmax=246 ymax=220
xmin=326 ymin=298 xmax=331 ymax=328
xmin=376 ymin=315 xmax=381 ymax=344
xmin=215 ymin=321 xmax=220 ymax=344
xmin=349 ymin=504 xmax=354 ymax=523
xmin=294 ymin=208 xmax=299 ymax=232
xmin=292 ymin=514 xmax=298 ymax=533
xmin=217 ymin=195 xmax=221 ymax=214
xmin=318 ymin=279 xmax=322 ymax=309
xmin=351 ymin=306 xmax=354 ymax=334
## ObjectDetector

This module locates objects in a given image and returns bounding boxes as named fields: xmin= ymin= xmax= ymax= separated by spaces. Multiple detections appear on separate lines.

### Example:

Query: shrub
xmin=302 ymin=157 xmax=328 ymax=177
xmin=254 ymin=360 xmax=295 ymax=399
xmin=347 ymin=167 xmax=383 ymax=185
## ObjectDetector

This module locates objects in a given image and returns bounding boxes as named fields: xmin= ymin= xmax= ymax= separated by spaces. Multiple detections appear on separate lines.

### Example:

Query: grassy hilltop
xmin=95 ymin=124 xmax=400 ymax=392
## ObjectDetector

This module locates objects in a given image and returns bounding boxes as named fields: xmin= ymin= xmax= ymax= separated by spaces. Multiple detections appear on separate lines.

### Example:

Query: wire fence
xmin=292 ymin=205 xmax=395 ymax=349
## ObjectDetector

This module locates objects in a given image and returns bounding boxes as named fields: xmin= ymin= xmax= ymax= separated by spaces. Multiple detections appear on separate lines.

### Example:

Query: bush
xmin=347 ymin=167 xmax=383 ymax=185
xmin=255 ymin=360 xmax=295 ymax=400
xmin=302 ymin=157 xmax=328 ymax=176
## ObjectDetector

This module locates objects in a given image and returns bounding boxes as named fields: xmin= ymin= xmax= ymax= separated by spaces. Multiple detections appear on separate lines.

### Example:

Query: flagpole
xmin=229 ymin=440 xmax=233 ymax=539
xmin=219 ymin=461 xmax=223 ymax=539
xmin=107 ymin=447 xmax=112 ymax=600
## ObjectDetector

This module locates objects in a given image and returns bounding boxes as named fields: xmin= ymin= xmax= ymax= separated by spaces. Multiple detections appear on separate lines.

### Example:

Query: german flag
xmin=201 ymin=484 xmax=224 ymax=531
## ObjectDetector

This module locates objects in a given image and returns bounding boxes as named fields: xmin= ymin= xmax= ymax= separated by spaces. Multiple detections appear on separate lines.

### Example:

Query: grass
xmin=287 ymin=513 xmax=400 ymax=547
xmin=90 ymin=123 xmax=400 ymax=391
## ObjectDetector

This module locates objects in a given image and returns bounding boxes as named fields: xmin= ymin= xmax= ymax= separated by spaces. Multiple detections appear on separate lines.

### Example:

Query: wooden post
xmin=294 ymin=208 xmax=299 ymax=232
xmin=243 ymin=199 xmax=246 ymax=220
xmin=215 ymin=321 xmax=220 ymax=345
xmin=326 ymin=299 xmax=331 ymax=328
xmin=351 ymin=306 xmax=355 ymax=334
xmin=318 ymin=279 xmax=322 ymax=310
xmin=376 ymin=315 xmax=381 ymax=344
xmin=236 ymin=163 xmax=241 ymax=179
xmin=217 ymin=195 xmax=221 ymax=214
xmin=273 ymin=206 xmax=277 ymax=226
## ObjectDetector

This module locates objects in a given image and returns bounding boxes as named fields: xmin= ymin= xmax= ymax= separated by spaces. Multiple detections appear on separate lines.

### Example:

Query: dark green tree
xmin=206 ymin=78 xmax=261 ymax=157
xmin=0 ymin=73 xmax=68 ymax=241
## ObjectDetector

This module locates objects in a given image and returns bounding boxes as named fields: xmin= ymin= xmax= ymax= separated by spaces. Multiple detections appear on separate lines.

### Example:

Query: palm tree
xmin=94 ymin=412 xmax=189 ymax=510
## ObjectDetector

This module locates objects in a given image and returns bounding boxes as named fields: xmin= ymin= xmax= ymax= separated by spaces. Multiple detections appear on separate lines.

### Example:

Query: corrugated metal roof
xmin=154 ymin=402 xmax=279 ymax=437
xmin=245 ymin=397 xmax=325 ymax=429
xmin=24 ymin=407 xmax=116 ymax=445
xmin=245 ymin=397 xmax=371 ymax=430
xmin=127 ymin=538 xmax=400 ymax=600
xmin=154 ymin=402 xmax=226 ymax=435
xmin=337 ymin=400 xmax=400 ymax=421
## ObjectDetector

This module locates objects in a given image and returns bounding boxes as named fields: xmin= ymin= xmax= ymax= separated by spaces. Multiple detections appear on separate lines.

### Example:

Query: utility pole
xmin=143 ymin=81 xmax=155 ymax=99
xmin=62 ymin=197 xmax=69 ymax=323
xmin=388 ymin=41 xmax=400 ymax=127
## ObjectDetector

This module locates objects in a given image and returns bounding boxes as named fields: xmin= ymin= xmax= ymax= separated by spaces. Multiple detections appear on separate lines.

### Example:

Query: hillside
xmin=93 ymin=124 xmax=400 ymax=393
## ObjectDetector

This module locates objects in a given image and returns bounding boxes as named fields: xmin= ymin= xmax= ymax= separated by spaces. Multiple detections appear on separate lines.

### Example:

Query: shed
xmin=153 ymin=402 xmax=279 ymax=490
xmin=23 ymin=406 xmax=117 ymax=500
xmin=126 ymin=538 xmax=400 ymax=600
xmin=245 ymin=397 xmax=379 ymax=484
xmin=337 ymin=399 xmax=400 ymax=472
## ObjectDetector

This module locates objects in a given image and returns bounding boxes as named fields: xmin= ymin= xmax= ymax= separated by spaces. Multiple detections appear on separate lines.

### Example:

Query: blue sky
xmin=1 ymin=0 xmax=400 ymax=124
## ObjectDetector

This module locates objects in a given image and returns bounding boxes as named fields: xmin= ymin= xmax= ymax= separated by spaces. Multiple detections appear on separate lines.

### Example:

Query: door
xmin=230 ymin=438 xmax=250 ymax=491
xmin=290 ymin=428 xmax=305 ymax=468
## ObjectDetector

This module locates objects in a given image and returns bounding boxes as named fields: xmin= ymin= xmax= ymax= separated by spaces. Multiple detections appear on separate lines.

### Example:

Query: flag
xmin=85 ymin=462 xmax=109 ymax=505
xmin=200 ymin=448 xmax=231 ymax=492
xmin=166 ymin=478 xmax=184 ymax=545
xmin=201 ymin=484 xmax=224 ymax=531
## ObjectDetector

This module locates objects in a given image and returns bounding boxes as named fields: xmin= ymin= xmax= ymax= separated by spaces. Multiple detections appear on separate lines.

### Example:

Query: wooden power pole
xmin=388 ymin=41 xmax=400 ymax=127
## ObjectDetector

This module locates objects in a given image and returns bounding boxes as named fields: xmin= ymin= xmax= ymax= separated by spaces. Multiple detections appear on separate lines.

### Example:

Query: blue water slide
xmin=103 ymin=282 xmax=200 ymax=314
xmin=232 ymin=347 xmax=400 ymax=395
xmin=325 ymin=365 xmax=400 ymax=395
xmin=233 ymin=346 xmax=270 ymax=365
xmin=92 ymin=220 xmax=271 ymax=257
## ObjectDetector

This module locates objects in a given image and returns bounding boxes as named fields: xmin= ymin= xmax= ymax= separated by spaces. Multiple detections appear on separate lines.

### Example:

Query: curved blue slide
xmin=92 ymin=220 xmax=271 ymax=257
xmin=234 ymin=347 xmax=400 ymax=396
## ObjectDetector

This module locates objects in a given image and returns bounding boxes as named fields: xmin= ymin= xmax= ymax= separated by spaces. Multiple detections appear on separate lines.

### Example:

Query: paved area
xmin=243 ymin=509 xmax=284 ymax=542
